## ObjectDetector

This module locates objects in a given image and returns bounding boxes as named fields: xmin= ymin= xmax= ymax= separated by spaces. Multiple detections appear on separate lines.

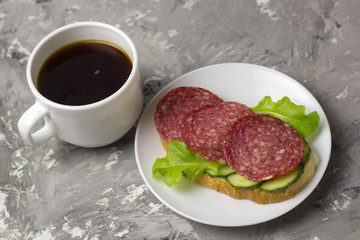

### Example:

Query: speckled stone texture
xmin=0 ymin=0 xmax=359 ymax=239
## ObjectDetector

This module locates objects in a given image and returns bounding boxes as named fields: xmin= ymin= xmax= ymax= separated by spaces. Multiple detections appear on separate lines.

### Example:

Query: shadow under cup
xmin=23 ymin=22 xmax=143 ymax=147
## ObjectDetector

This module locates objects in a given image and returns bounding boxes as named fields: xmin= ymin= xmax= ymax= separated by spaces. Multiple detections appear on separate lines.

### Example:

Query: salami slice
xmin=224 ymin=114 xmax=304 ymax=181
xmin=180 ymin=102 xmax=255 ymax=163
xmin=154 ymin=87 xmax=223 ymax=142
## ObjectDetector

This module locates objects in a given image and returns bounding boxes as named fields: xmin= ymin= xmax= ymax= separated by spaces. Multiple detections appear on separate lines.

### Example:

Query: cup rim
xmin=26 ymin=21 xmax=139 ymax=111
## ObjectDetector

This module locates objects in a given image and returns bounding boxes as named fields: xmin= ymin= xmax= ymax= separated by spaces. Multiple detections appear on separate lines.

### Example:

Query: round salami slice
xmin=180 ymin=102 xmax=255 ymax=163
xmin=154 ymin=87 xmax=223 ymax=143
xmin=224 ymin=114 xmax=304 ymax=181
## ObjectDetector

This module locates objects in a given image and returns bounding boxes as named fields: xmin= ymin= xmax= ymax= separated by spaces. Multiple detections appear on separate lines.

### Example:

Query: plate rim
xmin=134 ymin=63 xmax=332 ymax=227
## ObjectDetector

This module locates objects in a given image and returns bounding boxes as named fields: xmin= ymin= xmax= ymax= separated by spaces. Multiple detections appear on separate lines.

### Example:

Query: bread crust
xmin=161 ymin=137 xmax=319 ymax=204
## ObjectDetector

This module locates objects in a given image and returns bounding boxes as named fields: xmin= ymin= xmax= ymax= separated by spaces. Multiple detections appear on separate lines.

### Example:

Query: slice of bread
xmin=195 ymin=151 xmax=319 ymax=204
xmin=160 ymin=137 xmax=320 ymax=204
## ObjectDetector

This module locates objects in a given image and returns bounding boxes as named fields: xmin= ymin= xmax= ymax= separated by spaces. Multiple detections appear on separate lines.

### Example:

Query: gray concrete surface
xmin=0 ymin=0 xmax=359 ymax=239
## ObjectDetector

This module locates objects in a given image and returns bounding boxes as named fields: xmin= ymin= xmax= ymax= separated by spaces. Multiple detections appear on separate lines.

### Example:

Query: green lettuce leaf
xmin=250 ymin=96 xmax=320 ymax=137
xmin=152 ymin=141 xmax=225 ymax=186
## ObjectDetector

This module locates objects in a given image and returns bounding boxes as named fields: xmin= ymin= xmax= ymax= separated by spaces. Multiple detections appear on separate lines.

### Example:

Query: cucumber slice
xmin=206 ymin=165 xmax=235 ymax=177
xmin=302 ymin=139 xmax=311 ymax=161
xmin=259 ymin=162 xmax=303 ymax=192
xmin=226 ymin=173 xmax=262 ymax=189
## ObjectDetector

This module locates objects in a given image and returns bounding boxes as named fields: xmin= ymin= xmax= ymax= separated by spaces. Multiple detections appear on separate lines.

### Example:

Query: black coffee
xmin=37 ymin=40 xmax=132 ymax=106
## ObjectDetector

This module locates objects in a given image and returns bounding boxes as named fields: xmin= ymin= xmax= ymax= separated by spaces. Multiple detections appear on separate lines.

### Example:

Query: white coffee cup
xmin=18 ymin=21 xmax=143 ymax=147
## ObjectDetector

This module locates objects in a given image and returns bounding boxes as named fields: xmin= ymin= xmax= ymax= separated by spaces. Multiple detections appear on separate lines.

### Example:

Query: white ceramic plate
xmin=134 ymin=63 xmax=331 ymax=227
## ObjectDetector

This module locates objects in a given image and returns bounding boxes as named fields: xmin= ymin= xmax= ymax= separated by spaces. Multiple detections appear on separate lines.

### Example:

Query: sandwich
xmin=152 ymin=86 xmax=320 ymax=204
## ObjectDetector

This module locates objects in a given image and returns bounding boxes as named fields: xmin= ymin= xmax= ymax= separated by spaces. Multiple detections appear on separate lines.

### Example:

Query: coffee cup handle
xmin=18 ymin=101 xmax=56 ymax=147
